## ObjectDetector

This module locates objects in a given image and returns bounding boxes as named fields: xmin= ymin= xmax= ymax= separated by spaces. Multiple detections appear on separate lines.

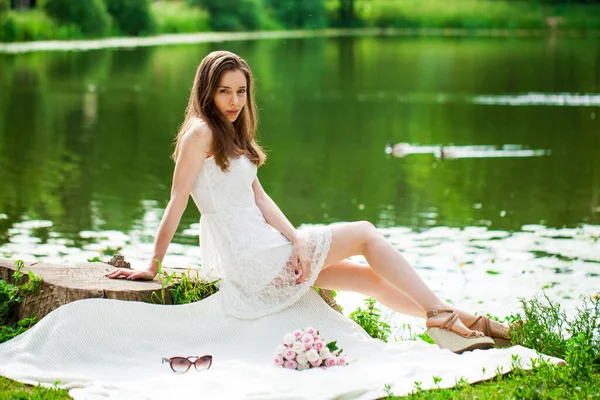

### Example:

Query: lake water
xmin=0 ymin=35 xmax=598 ymax=335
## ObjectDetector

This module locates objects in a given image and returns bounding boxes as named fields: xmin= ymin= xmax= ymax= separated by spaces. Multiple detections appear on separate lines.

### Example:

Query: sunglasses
xmin=162 ymin=355 xmax=213 ymax=373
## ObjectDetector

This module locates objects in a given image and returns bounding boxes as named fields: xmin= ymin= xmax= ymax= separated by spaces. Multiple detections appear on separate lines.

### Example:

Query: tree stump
xmin=0 ymin=258 xmax=192 ymax=322
xmin=0 ymin=257 xmax=344 ymax=321
xmin=317 ymin=288 xmax=343 ymax=314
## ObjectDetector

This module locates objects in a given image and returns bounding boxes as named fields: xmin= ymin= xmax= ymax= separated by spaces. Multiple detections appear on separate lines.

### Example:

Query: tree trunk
xmin=339 ymin=0 xmax=355 ymax=27
xmin=12 ymin=0 xmax=34 ymax=10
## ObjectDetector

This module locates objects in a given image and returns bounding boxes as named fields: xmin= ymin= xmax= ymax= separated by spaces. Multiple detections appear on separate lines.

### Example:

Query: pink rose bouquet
xmin=274 ymin=326 xmax=349 ymax=370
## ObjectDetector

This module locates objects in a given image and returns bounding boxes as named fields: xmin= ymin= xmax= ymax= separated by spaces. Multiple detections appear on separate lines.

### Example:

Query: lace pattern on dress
xmin=219 ymin=226 xmax=333 ymax=320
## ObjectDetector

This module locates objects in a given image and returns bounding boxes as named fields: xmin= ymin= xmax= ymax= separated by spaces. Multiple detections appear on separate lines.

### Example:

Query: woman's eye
xmin=220 ymin=89 xmax=228 ymax=93
xmin=239 ymin=89 xmax=246 ymax=94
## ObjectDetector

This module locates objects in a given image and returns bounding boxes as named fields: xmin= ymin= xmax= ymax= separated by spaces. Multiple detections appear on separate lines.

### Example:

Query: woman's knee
xmin=354 ymin=220 xmax=382 ymax=251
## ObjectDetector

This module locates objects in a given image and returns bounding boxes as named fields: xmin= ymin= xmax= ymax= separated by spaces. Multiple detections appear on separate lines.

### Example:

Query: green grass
xmin=326 ymin=0 xmax=600 ymax=31
xmin=396 ymin=367 xmax=600 ymax=399
xmin=0 ymin=378 xmax=69 ymax=400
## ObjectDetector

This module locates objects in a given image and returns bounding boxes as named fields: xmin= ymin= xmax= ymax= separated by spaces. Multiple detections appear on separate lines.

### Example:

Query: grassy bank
xmin=1 ymin=0 xmax=600 ymax=43
xmin=327 ymin=0 xmax=600 ymax=31
xmin=0 ymin=259 xmax=598 ymax=399
xmin=0 ymin=1 xmax=211 ymax=42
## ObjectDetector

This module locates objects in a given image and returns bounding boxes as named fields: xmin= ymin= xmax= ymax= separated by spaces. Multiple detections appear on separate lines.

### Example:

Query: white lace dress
xmin=190 ymin=154 xmax=332 ymax=319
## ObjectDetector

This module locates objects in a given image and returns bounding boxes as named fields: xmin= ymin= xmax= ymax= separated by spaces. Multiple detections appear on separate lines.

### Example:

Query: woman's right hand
xmin=105 ymin=266 xmax=156 ymax=281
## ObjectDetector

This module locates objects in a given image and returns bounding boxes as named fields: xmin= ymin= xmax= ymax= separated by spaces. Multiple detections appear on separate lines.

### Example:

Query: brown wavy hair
xmin=171 ymin=50 xmax=266 ymax=172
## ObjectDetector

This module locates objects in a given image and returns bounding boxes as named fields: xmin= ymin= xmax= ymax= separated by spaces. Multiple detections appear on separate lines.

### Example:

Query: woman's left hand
xmin=291 ymin=236 xmax=311 ymax=284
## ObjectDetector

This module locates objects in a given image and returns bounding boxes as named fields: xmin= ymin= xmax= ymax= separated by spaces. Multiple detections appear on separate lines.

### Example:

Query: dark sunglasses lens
xmin=194 ymin=357 xmax=211 ymax=371
xmin=171 ymin=357 xmax=191 ymax=372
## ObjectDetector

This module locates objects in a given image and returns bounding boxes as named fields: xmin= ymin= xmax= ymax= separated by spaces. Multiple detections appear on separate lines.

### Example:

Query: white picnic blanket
xmin=0 ymin=289 xmax=564 ymax=399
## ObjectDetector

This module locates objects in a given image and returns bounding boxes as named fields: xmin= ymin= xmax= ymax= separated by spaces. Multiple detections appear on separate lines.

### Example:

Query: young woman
xmin=105 ymin=50 xmax=509 ymax=354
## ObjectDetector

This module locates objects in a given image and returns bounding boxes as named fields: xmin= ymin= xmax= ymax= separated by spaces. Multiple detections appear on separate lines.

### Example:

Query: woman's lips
xmin=227 ymin=110 xmax=238 ymax=116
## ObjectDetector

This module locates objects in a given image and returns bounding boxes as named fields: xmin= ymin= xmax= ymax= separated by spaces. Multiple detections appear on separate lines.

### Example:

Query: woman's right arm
xmin=105 ymin=124 xmax=212 ymax=281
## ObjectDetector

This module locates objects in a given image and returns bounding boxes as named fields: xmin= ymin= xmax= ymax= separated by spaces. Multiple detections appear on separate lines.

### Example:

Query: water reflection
xmin=0 ymin=36 xmax=598 ymax=247
xmin=386 ymin=143 xmax=552 ymax=159
xmin=472 ymin=93 xmax=600 ymax=107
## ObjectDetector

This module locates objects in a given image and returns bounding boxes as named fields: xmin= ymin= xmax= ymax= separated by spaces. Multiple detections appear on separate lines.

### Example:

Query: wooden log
xmin=317 ymin=288 xmax=344 ymax=314
xmin=0 ymin=258 xmax=192 ymax=321
xmin=0 ymin=256 xmax=344 ymax=321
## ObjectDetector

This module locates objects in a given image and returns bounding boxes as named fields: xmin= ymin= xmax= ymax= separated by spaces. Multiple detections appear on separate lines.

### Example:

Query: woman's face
xmin=214 ymin=69 xmax=247 ymax=122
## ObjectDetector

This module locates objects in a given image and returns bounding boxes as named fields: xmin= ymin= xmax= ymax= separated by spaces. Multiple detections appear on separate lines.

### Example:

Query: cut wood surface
xmin=0 ymin=258 xmax=197 ymax=321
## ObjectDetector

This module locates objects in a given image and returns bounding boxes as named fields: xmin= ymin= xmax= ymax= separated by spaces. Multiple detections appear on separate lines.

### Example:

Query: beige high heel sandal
xmin=468 ymin=315 xmax=513 ymax=348
xmin=426 ymin=308 xmax=495 ymax=354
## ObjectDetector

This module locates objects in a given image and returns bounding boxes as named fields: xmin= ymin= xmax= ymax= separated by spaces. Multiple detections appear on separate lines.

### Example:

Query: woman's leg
xmin=316 ymin=221 xmax=477 ymax=336
xmin=314 ymin=259 xmax=426 ymax=318
xmin=314 ymin=258 xmax=507 ymax=337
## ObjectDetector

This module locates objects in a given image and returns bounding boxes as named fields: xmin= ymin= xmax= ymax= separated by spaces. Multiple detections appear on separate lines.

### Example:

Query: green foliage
xmin=2 ymin=9 xmax=82 ymax=41
xmin=417 ymin=331 xmax=434 ymax=344
xmin=0 ymin=260 xmax=42 ymax=328
xmin=325 ymin=0 xmax=600 ymax=30
xmin=2 ymin=0 xmax=600 ymax=42
xmin=264 ymin=0 xmax=327 ymax=29
xmin=509 ymin=292 xmax=600 ymax=380
xmin=150 ymin=262 xmax=221 ymax=306
xmin=0 ymin=0 xmax=13 ymax=42
xmin=104 ymin=0 xmax=156 ymax=36
xmin=238 ymin=0 xmax=262 ymax=30
xmin=325 ymin=339 xmax=344 ymax=357
xmin=151 ymin=1 xmax=210 ymax=33
xmin=170 ymin=269 xmax=220 ymax=305
xmin=349 ymin=297 xmax=392 ymax=342
xmin=0 ymin=0 xmax=8 ymax=18
xmin=43 ymin=0 xmax=111 ymax=37
xmin=0 ymin=13 xmax=16 ymax=41
xmin=0 ymin=260 xmax=42 ymax=344
xmin=0 ymin=316 xmax=37 ymax=344
xmin=186 ymin=0 xmax=264 ymax=31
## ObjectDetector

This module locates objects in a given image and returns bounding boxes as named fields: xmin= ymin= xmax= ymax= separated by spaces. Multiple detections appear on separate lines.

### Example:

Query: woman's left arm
xmin=252 ymin=177 xmax=298 ymax=244
xmin=252 ymin=177 xmax=311 ymax=283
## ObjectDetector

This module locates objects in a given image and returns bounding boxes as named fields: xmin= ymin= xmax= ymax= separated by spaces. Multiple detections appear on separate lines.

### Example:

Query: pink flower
xmin=293 ymin=329 xmax=303 ymax=339
xmin=274 ymin=355 xmax=284 ymax=366
xmin=304 ymin=327 xmax=317 ymax=336
xmin=304 ymin=344 xmax=313 ymax=352
xmin=283 ymin=360 xmax=298 ymax=369
xmin=313 ymin=339 xmax=325 ymax=351
xmin=325 ymin=357 xmax=337 ymax=367
xmin=336 ymin=355 xmax=347 ymax=366
xmin=283 ymin=348 xmax=297 ymax=361
xmin=301 ymin=334 xmax=314 ymax=347
xmin=310 ymin=358 xmax=323 ymax=368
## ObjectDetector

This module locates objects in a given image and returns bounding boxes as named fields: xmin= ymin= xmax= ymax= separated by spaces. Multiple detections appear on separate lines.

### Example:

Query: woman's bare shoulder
xmin=182 ymin=118 xmax=213 ymax=150
xmin=186 ymin=118 xmax=213 ymax=139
